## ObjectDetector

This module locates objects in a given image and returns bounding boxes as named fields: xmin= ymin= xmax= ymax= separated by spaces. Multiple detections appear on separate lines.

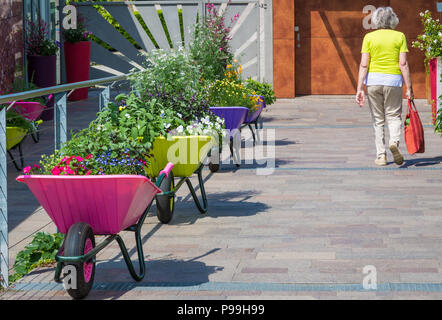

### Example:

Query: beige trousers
xmin=367 ymin=85 xmax=403 ymax=157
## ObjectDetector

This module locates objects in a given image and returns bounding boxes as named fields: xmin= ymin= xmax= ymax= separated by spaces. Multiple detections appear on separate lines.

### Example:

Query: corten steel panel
xmin=309 ymin=37 xmax=362 ymax=95
xmin=273 ymin=0 xmax=295 ymax=97
xmin=273 ymin=0 xmax=294 ymax=40
xmin=274 ymin=39 xmax=295 ymax=98
xmin=391 ymin=0 xmax=439 ymax=38
xmin=293 ymin=0 xmax=434 ymax=97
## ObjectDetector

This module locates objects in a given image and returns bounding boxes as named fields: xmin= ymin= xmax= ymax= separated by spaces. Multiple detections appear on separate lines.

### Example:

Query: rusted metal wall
xmin=273 ymin=0 xmax=440 ymax=98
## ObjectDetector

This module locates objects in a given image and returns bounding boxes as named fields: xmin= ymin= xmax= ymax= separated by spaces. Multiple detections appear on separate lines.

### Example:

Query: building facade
xmin=273 ymin=0 xmax=440 ymax=99
xmin=0 ymin=0 xmax=24 ymax=94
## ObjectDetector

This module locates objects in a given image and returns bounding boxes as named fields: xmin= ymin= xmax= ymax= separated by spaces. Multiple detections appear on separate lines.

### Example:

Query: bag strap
xmin=408 ymin=99 xmax=417 ymax=112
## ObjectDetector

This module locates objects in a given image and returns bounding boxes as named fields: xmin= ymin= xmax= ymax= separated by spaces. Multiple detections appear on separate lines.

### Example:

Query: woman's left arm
xmin=356 ymin=53 xmax=370 ymax=107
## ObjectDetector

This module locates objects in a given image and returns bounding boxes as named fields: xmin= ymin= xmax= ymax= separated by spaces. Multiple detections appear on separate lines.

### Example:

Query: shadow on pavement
xmin=400 ymin=156 xmax=442 ymax=168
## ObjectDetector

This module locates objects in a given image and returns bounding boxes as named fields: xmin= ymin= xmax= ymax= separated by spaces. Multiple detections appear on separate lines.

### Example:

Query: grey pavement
xmin=2 ymin=94 xmax=442 ymax=300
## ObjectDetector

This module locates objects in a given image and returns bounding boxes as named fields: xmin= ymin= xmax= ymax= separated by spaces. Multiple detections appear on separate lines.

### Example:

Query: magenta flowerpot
xmin=27 ymin=55 xmax=56 ymax=121
xmin=64 ymin=41 xmax=91 ymax=101
xmin=27 ymin=55 xmax=56 ymax=88
xmin=429 ymin=58 xmax=438 ymax=124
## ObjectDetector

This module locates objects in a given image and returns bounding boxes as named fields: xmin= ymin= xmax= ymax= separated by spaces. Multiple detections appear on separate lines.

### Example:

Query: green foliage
xmin=129 ymin=48 xmax=213 ymax=122
xmin=25 ymin=16 xmax=59 ymax=56
xmin=208 ymin=78 xmax=261 ymax=113
xmin=189 ymin=2 xmax=236 ymax=82
xmin=412 ymin=10 xmax=442 ymax=67
xmin=5 ymin=110 xmax=34 ymax=131
xmin=63 ymin=14 xmax=92 ymax=43
xmin=10 ymin=232 xmax=64 ymax=284
xmin=435 ymin=98 xmax=442 ymax=135
xmin=244 ymin=78 xmax=276 ymax=105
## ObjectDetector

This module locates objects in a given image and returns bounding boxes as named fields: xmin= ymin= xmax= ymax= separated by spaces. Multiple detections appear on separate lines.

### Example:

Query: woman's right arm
xmin=399 ymin=52 xmax=413 ymax=100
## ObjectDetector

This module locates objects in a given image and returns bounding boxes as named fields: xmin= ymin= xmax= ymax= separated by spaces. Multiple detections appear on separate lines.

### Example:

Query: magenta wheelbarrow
xmin=16 ymin=163 xmax=173 ymax=299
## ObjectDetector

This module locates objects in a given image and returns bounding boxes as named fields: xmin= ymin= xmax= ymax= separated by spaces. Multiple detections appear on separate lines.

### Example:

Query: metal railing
xmin=0 ymin=74 xmax=130 ymax=288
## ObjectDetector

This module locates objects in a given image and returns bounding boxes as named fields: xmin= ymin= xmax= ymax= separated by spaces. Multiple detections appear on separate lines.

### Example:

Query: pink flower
xmin=51 ymin=166 xmax=61 ymax=175
xmin=85 ymin=154 xmax=93 ymax=160
xmin=76 ymin=156 xmax=84 ymax=162
xmin=23 ymin=166 xmax=31 ymax=174
xmin=85 ymin=170 xmax=91 ymax=175
xmin=33 ymin=164 xmax=40 ymax=169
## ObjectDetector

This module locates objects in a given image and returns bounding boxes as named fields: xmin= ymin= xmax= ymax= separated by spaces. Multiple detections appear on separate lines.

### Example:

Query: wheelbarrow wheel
xmin=156 ymin=171 xmax=175 ymax=224
xmin=64 ymin=222 xmax=96 ymax=299
xmin=208 ymin=162 xmax=219 ymax=173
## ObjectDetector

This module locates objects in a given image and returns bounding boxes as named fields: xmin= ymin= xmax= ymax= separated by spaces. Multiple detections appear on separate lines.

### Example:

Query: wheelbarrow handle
xmin=159 ymin=162 xmax=174 ymax=178
xmin=156 ymin=162 xmax=174 ymax=187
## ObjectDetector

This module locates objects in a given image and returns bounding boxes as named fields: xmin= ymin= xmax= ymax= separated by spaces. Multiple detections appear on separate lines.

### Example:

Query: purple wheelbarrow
xmin=209 ymin=106 xmax=249 ymax=172
xmin=241 ymin=95 xmax=266 ymax=144
xmin=16 ymin=163 xmax=173 ymax=299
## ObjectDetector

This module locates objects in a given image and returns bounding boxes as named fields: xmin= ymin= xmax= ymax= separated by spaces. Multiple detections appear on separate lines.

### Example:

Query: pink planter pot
xmin=64 ymin=41 xmax=91 ymax=101
xmin=429 ymin=58 xmax=438 ymax=124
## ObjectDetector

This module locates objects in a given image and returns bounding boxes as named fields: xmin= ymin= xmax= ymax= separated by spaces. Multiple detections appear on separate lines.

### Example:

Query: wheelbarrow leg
xmin=7 ymin=143 xmax=24 ymax=171
xmin=248 ymin=124 xmax=256 ymax=145
xmin=185 ymin=165 xmax=208 ymax=214
xmin=115 ymin=232 xmax=146 ymax=281
xmin=119 ymin=201 xmax=153 ymax=281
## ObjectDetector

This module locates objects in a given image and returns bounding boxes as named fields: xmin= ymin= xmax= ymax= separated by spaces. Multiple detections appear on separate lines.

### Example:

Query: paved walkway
xmin=2 ymin=95 xmax=442 ymax=300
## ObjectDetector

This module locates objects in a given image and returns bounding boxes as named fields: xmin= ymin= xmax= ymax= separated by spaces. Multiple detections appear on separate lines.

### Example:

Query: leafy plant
xmin=10 ymin=232 xmax=64 ymax=284
xmin=244 ymin=78 xmax=276 ymax=105
xmin=129 ymin=47 xmax=217 ymax=124
xmin=412 ymin=10 xmax=442 ymax=68
xmin=208 ymin=77 xmax=262 ymax=113
xmin=5 ymin=109 xmax=34 ymax=131
xmin=189 ymin=0 xmax=238 ymax=82
xmin=25 ymin=16 xmax=60 ymax=56
xmin=435 ymin=97 xmax=442 ymax=135
xmin=63 ymin=13 xmax=92 ymax=43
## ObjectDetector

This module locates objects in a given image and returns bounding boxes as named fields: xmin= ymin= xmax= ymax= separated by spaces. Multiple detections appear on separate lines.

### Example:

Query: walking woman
xmin=355 ymin=6 xmax=413 ymax=166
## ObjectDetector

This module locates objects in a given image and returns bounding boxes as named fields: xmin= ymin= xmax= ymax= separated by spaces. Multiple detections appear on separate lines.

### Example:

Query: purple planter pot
xmin=27 ymin=55 xmax=56 ymax=121
xmin=209 ymin=106 xmax=249 ymax=138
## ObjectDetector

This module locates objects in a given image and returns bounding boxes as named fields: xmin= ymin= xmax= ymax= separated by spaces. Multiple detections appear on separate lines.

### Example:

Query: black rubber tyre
xmin=156 ymin=171 xmax=175 ymax=224
xmin=208 ymin=162 xmax=220 ymax=173
xmin=63 ymin=222 xmax=96 ymax=299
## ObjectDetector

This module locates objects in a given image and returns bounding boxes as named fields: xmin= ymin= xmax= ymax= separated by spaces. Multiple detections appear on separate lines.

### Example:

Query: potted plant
xmin=63 ymin=14 xmax=92 ymax=101
xmin=0 ymin=106 xmax=35 ymax=170
xmin=25 ymin=16 xmax=59 ymax=121
xmin=25 ymin=16 xmax=59 ymax=89
xmin=189 ymin=0 xmax=238 ymax=82
xmin=412 ymin=10 xmax=441 ymax=123
xmin=129 ymin=47 xmax=223 ymax=174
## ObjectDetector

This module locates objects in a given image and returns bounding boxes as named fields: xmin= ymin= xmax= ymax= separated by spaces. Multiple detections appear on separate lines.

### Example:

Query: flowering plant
xmin=25 ymin=17 xmax=60 ymax=56
xmin=63 ymin=13 xmax=92 ymax=43
xmin=189 ymin=0 xmax=238 ymax=82
xmin=208 ymin=77 xmax=262 ymax=113
xmin=412 ymin=10 xmax=442 ymax=66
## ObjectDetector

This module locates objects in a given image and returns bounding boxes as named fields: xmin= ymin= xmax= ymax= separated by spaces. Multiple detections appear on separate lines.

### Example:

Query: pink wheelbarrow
xmin=16 ymin=163 xmax=173 ymax=299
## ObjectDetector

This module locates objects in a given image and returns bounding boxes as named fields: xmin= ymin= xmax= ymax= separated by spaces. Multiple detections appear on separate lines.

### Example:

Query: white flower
xmin=164 ymin=123 xmax=171 ymax=129
xmin=176 ymin=125 xmax=184 ymax=133
xmin=420 ymin=12 xmax=424 ymax=17
xmin=435 ymin=40 xmax=438 ymax=44
xmin=177 ymin=113 xmax=182 ymax=118
xmin=125 ymin=113 xmax=130 ymax=119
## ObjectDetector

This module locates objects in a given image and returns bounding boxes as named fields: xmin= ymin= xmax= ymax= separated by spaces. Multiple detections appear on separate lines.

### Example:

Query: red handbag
xmin=404 ymin=99 xmax=425 ymax=154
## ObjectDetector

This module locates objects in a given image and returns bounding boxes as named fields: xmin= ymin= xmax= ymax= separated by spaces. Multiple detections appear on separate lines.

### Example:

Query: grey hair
xmin=371 ymin=7 xmax=399 ymax=29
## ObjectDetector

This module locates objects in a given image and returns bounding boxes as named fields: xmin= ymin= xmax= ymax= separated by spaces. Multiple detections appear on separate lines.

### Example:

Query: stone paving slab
xmin=1 ymin=95 xmax=442 ymax=300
